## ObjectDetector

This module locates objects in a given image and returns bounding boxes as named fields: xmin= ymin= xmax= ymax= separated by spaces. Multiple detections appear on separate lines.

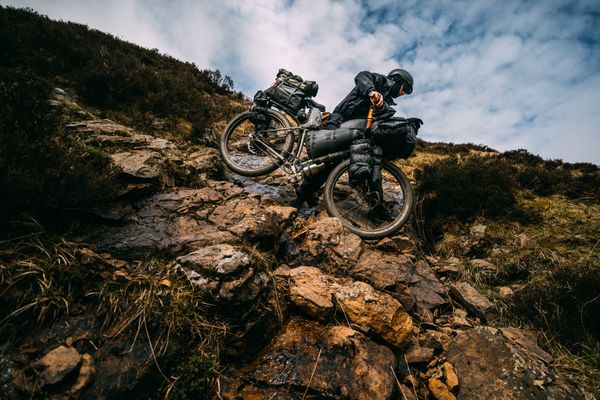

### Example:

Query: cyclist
xmin=291 ymin=68 xmax=414 ymax=208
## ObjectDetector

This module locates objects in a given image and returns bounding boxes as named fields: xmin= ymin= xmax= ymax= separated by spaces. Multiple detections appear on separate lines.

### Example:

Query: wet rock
xmin=499 ymin=327 xmax=552 ymax=363
xmin=353 ymin=251 xmax=448 ymax=312
xmin=448 ymin=308 xmax=473 ymax=329
xmin=67 ymin=119 xmax=133 ymax=136
xmin=177 ymin=244 xmax=251 ymax=276
xmin=449 ymin=282 xmax=497 ymax=321
xmin=93 ymin=214 xmax=236 ymax=259
xmin=280 ymin=267 xmax=412 ymax=347
xmin=178 ymin=245 xmax=268 ymax=305
xmin=266 ymin=205 xmax=298 ymax=224
xmin=93 ymin=133 xmax=176 ymax=150
xmin=13 ymin=345 xmax=82 ymax=392
xmin=300 ymin=217 xmax=363 ymax=266
xmin=84 ymin=186 xmax=249 ymax=259
xmin=209 ymin=198 xmax=282 ymax=242
xmin=111 ymin=149 xmax=180 ymax=186
xmin=239 ymin=318 xmax=397 ymax=399
xmin=184 ymin=148 xmax=224 ymax=180
xmin=334 ymin=281 xmax=413 ymax=347
xmin=445 ymin=326 xmax=584 ymax=400
xmin=277 ymin=266 xmax=343 ymax=318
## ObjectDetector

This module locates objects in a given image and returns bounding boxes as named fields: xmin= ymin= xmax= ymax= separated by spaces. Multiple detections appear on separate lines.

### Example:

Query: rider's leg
xmin=291 ymin=167 xmax=332 ymax=208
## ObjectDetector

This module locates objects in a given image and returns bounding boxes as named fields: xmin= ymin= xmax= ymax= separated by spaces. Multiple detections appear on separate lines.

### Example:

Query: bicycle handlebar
xmin=366 ymin=97 xmax=383 ymax=130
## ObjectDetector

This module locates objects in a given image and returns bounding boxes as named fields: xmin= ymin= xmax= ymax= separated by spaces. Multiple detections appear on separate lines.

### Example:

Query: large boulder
xmin=353 ymin=250 xmax=448 ymax=315
xmin=177 ymin=244 xmax=268 ymax=306
xmin=235 ymin=318 xmax=397 ymax=400
xmin=445 ymin=326 xmax=584 ymax=400
xmin=208 ymin=198 xmax=282 ymax=243
xmin=84 ymin=184 xmax=241 ymax=259
xmin=298 ymin=217 xmax=363 ymax=267
xmin=275 ymin=265 xmax=345 ymax=318
xmin=111 ymin=149 xmax=181 ymax=186
xmin=83 ymin=181 xmax=285 ymax=259
xmin=277 ymin=266 xmax=413 ymax=347
xmin=334 ymin=281 xmax=413 ymax=348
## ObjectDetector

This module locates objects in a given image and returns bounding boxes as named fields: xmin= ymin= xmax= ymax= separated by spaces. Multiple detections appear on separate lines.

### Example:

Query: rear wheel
xmin=324 ymin=159 xmax=413 ymax=239
xmin=220 ymin=109 xmax=294 ymax=177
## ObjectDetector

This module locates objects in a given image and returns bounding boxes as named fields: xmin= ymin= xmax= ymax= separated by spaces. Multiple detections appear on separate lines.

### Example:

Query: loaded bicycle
xmin=219 ymin=69 xmax=418 ymax=239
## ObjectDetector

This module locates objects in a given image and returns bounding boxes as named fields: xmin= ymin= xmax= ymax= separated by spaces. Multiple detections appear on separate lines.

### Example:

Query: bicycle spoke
xmin=325 ymin=159 xmax=413 ymax=238
xmin=222 ymin=110 xmax=293 ymax=175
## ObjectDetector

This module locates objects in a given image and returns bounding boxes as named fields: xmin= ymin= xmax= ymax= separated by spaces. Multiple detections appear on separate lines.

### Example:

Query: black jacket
xmin=332 ymin=71 xmax=400 ymax=121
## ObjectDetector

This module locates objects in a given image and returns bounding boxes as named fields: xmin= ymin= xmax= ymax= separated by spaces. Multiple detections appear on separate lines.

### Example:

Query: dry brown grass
xmin=0 ymin=232 xmax=83 ymax=330
xmin=436 ymin=194 xmax=600 ymax=396
xmin=95 ymin=260 xmax=227 ymax=357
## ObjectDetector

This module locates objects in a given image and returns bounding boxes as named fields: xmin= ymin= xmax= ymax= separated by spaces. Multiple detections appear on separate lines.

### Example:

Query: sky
xmin=4 ymin=0 xmax=600 ymax=164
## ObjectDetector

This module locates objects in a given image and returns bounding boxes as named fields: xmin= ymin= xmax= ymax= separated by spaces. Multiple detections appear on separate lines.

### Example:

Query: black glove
xmin=373 ymin=103 xmax=396 ymax=120
xmin=406 ymin=117 xmax=424 ymax=132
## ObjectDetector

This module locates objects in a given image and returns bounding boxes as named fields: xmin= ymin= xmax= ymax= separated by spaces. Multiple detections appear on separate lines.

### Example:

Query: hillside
xmin=1 ymin=6 xmax=599 ymax=400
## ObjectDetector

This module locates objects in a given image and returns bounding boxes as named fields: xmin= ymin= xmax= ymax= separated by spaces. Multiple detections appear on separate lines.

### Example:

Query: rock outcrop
xmin=446 ymin=327 xmax=584 ymax=400
xmin=4 ymin=92 xmax=588 ymax=400
xmin=225 ymin=318 xmax=397 ymax=400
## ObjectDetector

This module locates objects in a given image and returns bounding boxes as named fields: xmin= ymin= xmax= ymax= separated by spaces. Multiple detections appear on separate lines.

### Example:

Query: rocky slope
xmin=0 ymin=89 xmax=592 ymax=400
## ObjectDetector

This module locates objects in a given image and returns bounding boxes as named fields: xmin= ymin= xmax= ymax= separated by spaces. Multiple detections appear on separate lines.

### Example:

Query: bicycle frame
xmin=252 ymin=112 xmax=349 ymax=184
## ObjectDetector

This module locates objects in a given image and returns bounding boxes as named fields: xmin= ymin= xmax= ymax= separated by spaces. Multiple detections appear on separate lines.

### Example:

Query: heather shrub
xmin=415 ymin=156 xmax=518 ymax=224
xmin=0 ymin=6 xmax=247 ymax=141
xmin=0 ymin=69 xmax=118 ymax=227
xmin=503 ymin=149 xmax=599 ymax=202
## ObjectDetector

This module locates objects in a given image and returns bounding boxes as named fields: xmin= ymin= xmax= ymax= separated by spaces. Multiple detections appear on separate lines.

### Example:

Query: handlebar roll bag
xmin=371 ymin=118 xmax=416 ymax=160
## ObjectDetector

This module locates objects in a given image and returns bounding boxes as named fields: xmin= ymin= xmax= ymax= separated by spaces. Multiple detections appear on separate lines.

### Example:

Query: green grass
xmin=434 ymin=194 xmax=600 ymax=396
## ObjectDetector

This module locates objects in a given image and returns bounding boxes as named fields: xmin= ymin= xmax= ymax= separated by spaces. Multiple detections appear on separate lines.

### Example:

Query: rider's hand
xmin=369 ymin=91 xmax=384 ymax=108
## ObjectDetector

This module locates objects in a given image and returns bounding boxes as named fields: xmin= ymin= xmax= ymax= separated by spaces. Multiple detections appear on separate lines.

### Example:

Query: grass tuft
xmin=0 ymin=232 xmax=84 ymax=331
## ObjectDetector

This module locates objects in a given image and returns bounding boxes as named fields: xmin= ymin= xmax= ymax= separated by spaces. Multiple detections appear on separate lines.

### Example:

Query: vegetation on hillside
xmin=0 ymin=6 xmax=248 ymax=226
xmin=0 ymin=6 xmax=246 ymax=135
xmin=0 ymin=68 xmax=119 ymax=224
xmin=413 ymin=150 xmax=600 ymax=391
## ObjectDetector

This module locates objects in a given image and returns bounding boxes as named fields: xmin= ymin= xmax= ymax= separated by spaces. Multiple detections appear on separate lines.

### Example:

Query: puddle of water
xmin=243 ymin=183 xmax=281 ymax=198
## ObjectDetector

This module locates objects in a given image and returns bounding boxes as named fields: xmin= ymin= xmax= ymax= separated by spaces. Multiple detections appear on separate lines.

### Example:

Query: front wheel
xmin=220 ymin=109 xmax=294 ymax=177
xmin=324 ymin=159 xmax=413 ymax=239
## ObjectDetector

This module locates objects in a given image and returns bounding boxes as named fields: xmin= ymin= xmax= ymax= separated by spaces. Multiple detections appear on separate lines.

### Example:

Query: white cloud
xmin=3 ymin=0 xmax=599 ymax=163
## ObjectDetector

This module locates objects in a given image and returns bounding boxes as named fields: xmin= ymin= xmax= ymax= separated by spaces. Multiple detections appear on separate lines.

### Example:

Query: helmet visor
xmin=403 ymin=81 xmax=413 ymax=94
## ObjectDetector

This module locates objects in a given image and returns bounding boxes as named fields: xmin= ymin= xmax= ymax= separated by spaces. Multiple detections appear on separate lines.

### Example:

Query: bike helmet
xmin=388 ymin=68 xmax=413 ymax=94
